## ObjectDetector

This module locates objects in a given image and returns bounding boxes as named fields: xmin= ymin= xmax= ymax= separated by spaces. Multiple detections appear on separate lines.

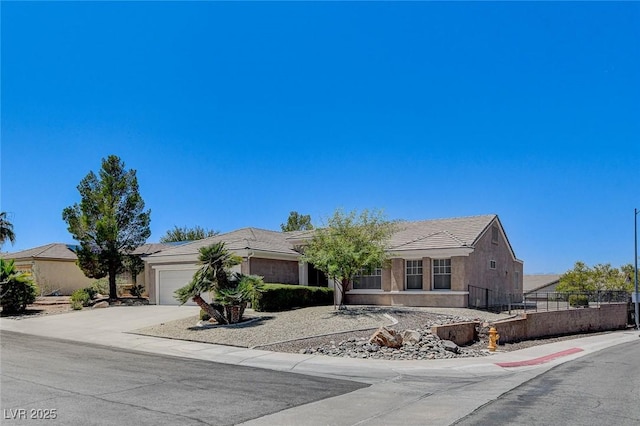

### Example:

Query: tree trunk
xmin=339 ymin=278 xmax=349 ymax=309
xmin=193 ymin=295 xmax=228 ymax=325
xmin=108 ymin=268 xmax=118 ymax=301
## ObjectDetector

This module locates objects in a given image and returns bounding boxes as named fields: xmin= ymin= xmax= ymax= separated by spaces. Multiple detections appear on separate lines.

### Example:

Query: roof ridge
xmin=442 ymin=229 xmax=467 ymax=246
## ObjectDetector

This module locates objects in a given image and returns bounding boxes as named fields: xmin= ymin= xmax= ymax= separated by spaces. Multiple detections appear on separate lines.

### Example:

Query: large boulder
xmin=92 ymin=301 xmax=109 ymax=309
xmin=369 ymin=326 xmax=403 ymax=348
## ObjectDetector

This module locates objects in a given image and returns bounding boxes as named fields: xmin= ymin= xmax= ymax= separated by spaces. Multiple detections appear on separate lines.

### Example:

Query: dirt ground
xmin=0 ymin=296 xmax=74 ymax=318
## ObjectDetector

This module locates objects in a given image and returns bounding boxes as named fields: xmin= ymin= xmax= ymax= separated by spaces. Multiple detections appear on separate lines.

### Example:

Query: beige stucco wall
xmin=15 ymin=259 xmax=93 ymax=296
xmin=465 ymin=221 xmax=523 ymax=295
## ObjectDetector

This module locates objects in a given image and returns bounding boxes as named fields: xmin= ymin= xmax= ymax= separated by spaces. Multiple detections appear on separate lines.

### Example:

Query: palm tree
xmin=174 ymin=242 xmax=242 ymax=325
xmin=0 ymin=212 xmax=16 ymax=249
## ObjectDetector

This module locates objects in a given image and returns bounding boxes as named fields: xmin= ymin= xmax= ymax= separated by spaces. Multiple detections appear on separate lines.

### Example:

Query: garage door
xmin=158 ymin=269 xmax=211 ymax=305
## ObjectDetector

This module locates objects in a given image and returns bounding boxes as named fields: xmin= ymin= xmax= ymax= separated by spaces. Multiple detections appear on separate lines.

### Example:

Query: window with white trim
xmin=406 ymin=260 xmax=423 ymax=290
xmin=489 ymin=260 xmax=496 ymax=270
xmin=432 ymin=259 xmax=451 ymax=290
xmin=514 ymin=271 xmax=520 ymax=290
xmin=492 ymin=226 xmax=499 ymax=244
xmin=353 ymin=267 xmax=382 ymax=290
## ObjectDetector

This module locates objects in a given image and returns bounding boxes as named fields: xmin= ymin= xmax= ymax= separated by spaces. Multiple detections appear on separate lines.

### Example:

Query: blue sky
xmin=1 ymin=1 xmax=638 ymax=274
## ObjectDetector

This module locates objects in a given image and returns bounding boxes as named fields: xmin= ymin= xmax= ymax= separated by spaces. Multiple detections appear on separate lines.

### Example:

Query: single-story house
xmin=523 ymin=274 xmax=561 ymax=297
xmin=1 ymin=243 xmax=93 ymax=296
xmin=1 ymin=242 xmax=175 ymax=296
xmin=143 ymin=214 xmax=524 ymax=308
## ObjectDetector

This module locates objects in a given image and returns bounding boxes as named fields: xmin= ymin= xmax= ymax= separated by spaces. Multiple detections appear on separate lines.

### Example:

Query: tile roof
xmin=388 ymin=215 xmax=496 ymax=250
xmin=1 ymin=242 xmax=180 ymax=260
xmin=147 ymin=227 xmax=301 ymax=258
xmin=1 ymin=243 xmax=78 ymax=261
xmin=523 ymin=274 xmax=561 ymax=293
xmin=146 ymin=215 xmax=510 ymax=259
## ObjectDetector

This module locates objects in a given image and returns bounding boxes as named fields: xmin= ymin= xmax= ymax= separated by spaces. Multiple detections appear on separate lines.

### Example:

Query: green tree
xmin=1 ymin=258 xmax=37 ymax=315
xmin=174 ymin=242 xmax=242 ymax=324
xmin=0 ymin=212 xmax=16 ymax=249
xmin=556 ymin=261 xmax=596 ymax=293
xmin=62 ymin=155 xmax=151 ymax=300
xmin=159 ymin=225 xmax=218 ymax=243
xmin=280 ymin=211 xmax=314 ymax=232
xmin=301 ymin=208 xmax=396 ymax=308
xmin=557 ymin=261 xmax=633 ymax=294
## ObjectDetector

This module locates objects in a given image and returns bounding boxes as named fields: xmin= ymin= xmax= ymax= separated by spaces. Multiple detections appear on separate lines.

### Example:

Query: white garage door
xmin=158 ymin=269 xmax=211 ymax=305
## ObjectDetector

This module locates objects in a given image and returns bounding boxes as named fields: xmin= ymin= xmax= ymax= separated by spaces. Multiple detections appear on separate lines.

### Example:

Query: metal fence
xmin=523 ymin=290 xmax=630 ymax=313
xmin=467 ymin=285 xmax=521 ymax=314
xmin=468 ymin=285 xmax=631 ymax=314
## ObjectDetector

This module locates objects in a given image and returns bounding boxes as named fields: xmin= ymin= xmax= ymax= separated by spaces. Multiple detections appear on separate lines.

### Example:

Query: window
xmin=491 ymin=226 xmax=499 ymax=244
xmin=514 ymin=271 xmax=520 ymax=290
xmin=489 ymin=260 xmax=496 ymax=269
xmin=406 ymin=260 xmax=423 ymax=289
xmin=353 ymin=267 xmax=382 ymax=290
xmin=432 ymin=259 xmax=451 ymax=290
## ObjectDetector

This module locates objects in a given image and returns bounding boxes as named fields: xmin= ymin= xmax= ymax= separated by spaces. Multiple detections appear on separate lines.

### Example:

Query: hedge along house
xmin=289 ymin=214 xmax=524 ymax=308
xmin=143 ymin=228 xmax=305 ymax=305
xmin=0 ymin=243 xmax=93 ymax=296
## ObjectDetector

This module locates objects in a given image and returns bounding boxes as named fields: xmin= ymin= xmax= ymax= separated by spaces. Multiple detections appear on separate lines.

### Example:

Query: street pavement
xmin=1 ymin=306 xmax=638 ymax=425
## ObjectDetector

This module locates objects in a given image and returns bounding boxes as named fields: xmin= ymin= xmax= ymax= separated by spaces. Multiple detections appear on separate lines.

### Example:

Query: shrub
xmin=569 ymin=294 xmax=589 ymax=307
xmin=71 ymin=289 xmax=91 ymax=307
xmin=200 ymin=309 xmax=211 ymax=321
xmin=89 ymin=279 xmax=108 ymax=296
xmin=0 ymin=259 xmax=38 ymax=314
xmin=252 ymin=284 xmax=333 ymax=312
xmin=70 ymin=300 xmax=84 ymax=310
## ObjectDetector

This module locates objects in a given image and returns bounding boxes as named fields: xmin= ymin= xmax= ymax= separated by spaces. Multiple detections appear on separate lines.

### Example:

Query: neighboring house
xmin=1 ymin=242 xmax=175 ymax=296
xmin=523 ymin=274 xmax=561 ymax=296
xmin=0 ymin=243 xmax=92 ymax=296
xmin=144 ymin=214 xmax=524 ymax=308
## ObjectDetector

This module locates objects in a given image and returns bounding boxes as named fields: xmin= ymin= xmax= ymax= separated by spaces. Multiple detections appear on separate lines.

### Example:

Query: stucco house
xmin=143 ymin=214 xmax=523 ymax=308
xmin=1 ymin=243 xmax=93 ymax=296
xmin=1 ymin=242 xmax=174 ymax=296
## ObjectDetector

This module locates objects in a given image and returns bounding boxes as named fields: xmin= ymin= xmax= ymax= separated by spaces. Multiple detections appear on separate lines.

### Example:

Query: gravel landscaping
xmin=132 ymin=305 xmax=523 ymax=359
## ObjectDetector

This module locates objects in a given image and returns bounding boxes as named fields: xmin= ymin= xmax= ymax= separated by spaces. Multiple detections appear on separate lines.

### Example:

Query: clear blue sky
xmin=1 ymin=1 xmax=638 ymax=274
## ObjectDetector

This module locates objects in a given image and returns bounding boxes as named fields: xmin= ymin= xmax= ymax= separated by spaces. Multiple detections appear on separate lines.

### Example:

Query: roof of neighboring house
xmin=146 ymin=227 xmax=301 ymax=258
xmin=0 ymin=243 xmax=78 ymax=261
xmin=523 ymin=274 xmax=561 ymax=293
xmin=1 ymin=242 xmax=178 ymax=261
xmin=388 ymin=215 xmax=498 ymax=251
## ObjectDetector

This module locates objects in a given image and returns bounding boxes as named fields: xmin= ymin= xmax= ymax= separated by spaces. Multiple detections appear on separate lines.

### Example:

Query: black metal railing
xmin=523 ymin=290 xmax=630 ymax=312
xmin=468 ymin=285 xmax=521 ymax=314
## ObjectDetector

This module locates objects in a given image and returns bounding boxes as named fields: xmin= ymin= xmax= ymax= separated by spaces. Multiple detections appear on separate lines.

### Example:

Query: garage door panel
xmin=158 ymin=269 xmax=212 ymax=305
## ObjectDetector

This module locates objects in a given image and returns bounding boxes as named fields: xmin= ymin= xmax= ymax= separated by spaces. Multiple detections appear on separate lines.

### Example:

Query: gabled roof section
xmin=523 ymin=274 xmax=561 ymax=293
xmin=130 ymin=243 xmax=179 ymax=256
xmin=389 ymin=215 xmax=497 ymax=251
xmin=1 ymin=243 xmax=78 ymax=261
xmin=146 ymin=227 xmax=300 ymax=258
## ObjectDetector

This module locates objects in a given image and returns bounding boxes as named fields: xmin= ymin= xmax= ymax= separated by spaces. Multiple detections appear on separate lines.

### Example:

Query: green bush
xmin=70 ymin=300 xmax=84 ymax=310
xmin=89 ymin=279 xmax=108 ymax=296
xmin=1 ymin=259 xmax=38 ymax=314
xmin=252 ymin=284 xmax=333 ymax=312
xmin=569 ymin=294 xmax=589 ymax=307
xmin=71 ymin=289 xmax=91 ymax=307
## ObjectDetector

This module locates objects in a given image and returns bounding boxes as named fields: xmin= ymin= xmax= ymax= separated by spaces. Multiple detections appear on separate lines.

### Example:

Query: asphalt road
xmin=0 ymin=331 xmax=367 ymax=425
xmin=455 ymin=340 xmax=640 ymax=426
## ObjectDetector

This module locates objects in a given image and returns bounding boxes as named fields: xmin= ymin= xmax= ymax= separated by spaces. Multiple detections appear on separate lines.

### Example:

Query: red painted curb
xmin=495 ymin=347 xmax=584 ymax=368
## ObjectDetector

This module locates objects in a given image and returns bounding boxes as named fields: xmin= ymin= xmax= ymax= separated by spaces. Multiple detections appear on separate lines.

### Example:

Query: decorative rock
xmin=92 ymin=301 xmax=109 ymax=309
xmin=442 ymin=340 xmax=460 ymax=353
xmin=401 ymin=329 xmax=421 ymax=345
xmin=369 ymin=326 xmax=403 ymax=348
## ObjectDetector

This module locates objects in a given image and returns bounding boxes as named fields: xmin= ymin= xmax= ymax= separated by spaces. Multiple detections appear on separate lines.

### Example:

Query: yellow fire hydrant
xmin=488 ymin=327 xmax=500 ymax=352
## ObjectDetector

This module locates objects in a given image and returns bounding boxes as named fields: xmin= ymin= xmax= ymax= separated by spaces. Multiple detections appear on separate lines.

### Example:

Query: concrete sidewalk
xmin=2 ymin=305 xmax=638 ymax=425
